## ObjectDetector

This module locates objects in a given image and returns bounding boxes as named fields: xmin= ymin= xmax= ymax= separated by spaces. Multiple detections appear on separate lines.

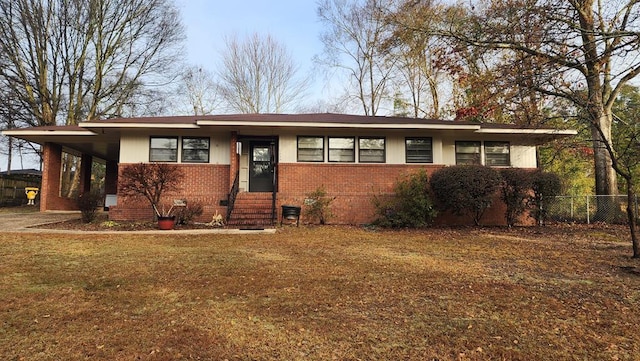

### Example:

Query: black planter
xmin=280 ymin=205 xmax=301 ymax=227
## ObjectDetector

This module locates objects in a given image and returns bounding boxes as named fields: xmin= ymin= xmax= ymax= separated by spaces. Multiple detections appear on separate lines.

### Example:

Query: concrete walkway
xmin=0 ymin=211 xmax=276 ymax=234
xmin=0 ymin=211 xmax=81 ymax=231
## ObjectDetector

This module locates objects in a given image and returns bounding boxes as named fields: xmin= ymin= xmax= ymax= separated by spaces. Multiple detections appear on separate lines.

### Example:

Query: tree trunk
xmin=625 ymin=178 xmax=639 ymax=258
xmin=590 ymin=112 xmax=619 ymax=221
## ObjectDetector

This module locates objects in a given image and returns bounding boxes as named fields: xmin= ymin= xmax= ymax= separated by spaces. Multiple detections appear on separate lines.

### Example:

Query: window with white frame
xmin=359 ymin=137 xmax=385 ymax=163
xmin=455 ymin=141 xmax=481 ymax=165
xmin=297 ymin=136 xmax=324 ymax=162
xmin=484 ymin=141 xmax=510 ymax=166
xmin=149 ymin=137 xmax=178 ymax=162
xmin=405 ymin=137 xmax=433 ymax=163
xmin=328 ymin=137 xmax=355 ymax=162
xmin=182 ymin=137 xmax=210 ymax=163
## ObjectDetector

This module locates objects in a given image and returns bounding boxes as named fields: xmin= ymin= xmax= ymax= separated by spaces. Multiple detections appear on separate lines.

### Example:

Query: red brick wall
xmin=277 ymin=163 xmax=516 ymax=226
xmin=277 ymin=163 xmax=443 ymax=224
xmin=109 ymin=163 xmax=230 ymax=221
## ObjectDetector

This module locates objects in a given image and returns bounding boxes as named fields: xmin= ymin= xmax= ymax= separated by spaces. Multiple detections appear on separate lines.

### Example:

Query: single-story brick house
xmin=2 ymin=113 xmax=575 ymax=226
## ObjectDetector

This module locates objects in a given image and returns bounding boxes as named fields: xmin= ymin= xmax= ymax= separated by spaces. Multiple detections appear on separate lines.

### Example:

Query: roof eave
xmin=2 ymin=129 xmax=97 ymax=137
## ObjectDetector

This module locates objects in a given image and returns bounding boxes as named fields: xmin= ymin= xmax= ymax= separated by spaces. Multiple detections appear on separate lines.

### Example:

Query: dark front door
xmin=249 ymin=141 xmax=275 ymax=192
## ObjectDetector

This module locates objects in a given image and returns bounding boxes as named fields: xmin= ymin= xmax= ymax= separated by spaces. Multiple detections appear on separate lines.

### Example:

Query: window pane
xmin=150 ymin=137 xmax=178 ymax=162
xmin=485 ymin=141 xmax=510 ymax=166
xmin=297 ymin=136 xmax=324 ymax=162
xmin=150 ymin=148 xmax=177 ymax=162
xmin=183 ymin=138 xmax=209 ymax=149
xmin=455 ymin=141 xmax=481 ymax=165
xmin=406 ymin=137 xmax=433 ymax=163
xmin=253 ymin=147 xmax=270 ymax=162
xmin=359 ymin=137 xmax=385 ymax=163
xmin=182 ymin=137 xmax=209 ymax=163
xmin=329 ymin=149 xmax=355 ymax=162
xmin=329 ymin=137 xmax=355 ymax=162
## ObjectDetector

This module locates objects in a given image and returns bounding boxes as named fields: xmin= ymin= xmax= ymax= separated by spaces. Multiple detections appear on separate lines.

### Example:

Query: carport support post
xmin=104 ymin=160 xmax=118 ymax=195
xmin=40 ymin=142 xmax=63 ymax=212
xmin=79 ymin=154 xmax=92 ymax=195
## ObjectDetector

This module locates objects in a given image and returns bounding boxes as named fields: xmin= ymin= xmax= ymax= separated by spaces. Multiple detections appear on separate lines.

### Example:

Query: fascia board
xmin=79 ymin=122 xmax=200 ymax=129
xmin=2 ymin=129 xmax=97 ymax=136
xmin=474 ymin=128 xmax=577 ymax=135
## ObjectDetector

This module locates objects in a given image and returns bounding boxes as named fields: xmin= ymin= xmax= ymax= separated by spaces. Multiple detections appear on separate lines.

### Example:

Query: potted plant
xmin=118 ymin=163 xmax=184 ymax=229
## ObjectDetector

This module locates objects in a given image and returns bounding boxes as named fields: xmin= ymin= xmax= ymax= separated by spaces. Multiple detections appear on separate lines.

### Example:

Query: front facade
xmin=3 ymin=113 xmax=575 ymax=226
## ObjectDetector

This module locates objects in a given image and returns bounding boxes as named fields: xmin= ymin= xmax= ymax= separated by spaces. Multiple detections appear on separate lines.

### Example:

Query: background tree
xmin=0 ymin=0 xmax=185 ymax=127
xmin=316 ymin=0 xmax=396 ymax=115
xmin=217 ymin=33 xmax=309 ymax=114
xmin=601 ymin=85 xmax=640 ymax=257
xmin=412 ymin=0 xmax=640 ymax=216
xmin=382 ymin=0 xmax=448 ymax=118
xmin=0 ymin=0 xmax=184 ymax=195
xmin=178 ymin=65 xmax=220 ymax=115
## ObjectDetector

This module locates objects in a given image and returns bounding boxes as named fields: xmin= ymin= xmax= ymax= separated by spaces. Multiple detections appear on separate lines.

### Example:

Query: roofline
xmin=194 ymin=119 xmax=482 ymax=130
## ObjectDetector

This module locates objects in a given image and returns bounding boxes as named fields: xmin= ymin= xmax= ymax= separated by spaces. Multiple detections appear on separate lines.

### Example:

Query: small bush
xmin=530 ymin=170 xmax=562 ymax=225
xmin=373 ymin=169 xmax=437 ymax=228
xmin=430 ymin=165 xmax=501 ymax=225
xmin=174 ymin=201 xmax=204 ymax=225
xmin=77 ymin=192 xmax=102 ymax=223
xmin=500 ymin=168 xmax=533 ymax=227
xmin=304 ymin=186 xmax=335 ymax=225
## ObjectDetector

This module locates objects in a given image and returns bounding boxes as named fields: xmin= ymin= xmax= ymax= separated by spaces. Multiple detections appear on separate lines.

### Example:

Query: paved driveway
xmin=0 ymin=211 xmax=80 ymax=231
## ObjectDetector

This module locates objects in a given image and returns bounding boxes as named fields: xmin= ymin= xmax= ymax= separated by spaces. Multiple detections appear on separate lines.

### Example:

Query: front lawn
xmin=1 ymin=225 xmax=638 ymax=360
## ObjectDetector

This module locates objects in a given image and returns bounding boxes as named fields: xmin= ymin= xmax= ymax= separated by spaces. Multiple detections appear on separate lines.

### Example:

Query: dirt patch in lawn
xmin=1 ymin=225 xmax=638 ymax=360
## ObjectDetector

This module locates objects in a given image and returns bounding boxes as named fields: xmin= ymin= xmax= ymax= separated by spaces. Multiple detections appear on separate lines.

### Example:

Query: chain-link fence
xmin=546 ymin=195 xmax=639 ymax=224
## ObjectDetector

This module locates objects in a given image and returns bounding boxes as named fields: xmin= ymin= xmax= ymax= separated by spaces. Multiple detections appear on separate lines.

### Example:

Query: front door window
xmin=249 ymin=142 xmax=275 ymax=192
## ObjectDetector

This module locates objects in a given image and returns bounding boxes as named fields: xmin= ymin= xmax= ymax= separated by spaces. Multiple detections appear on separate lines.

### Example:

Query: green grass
xmin=1 ymin=225 xmax=639 ymax=360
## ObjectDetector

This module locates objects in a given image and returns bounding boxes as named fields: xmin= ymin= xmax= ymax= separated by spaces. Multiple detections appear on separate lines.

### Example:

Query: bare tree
xmin=383 ymin=0 xmax=448 ymax=118
xmin=316 ymin=0 xmax=397 ymax=116
xmin=0 ymin=0 xmax=185 ymax=126
xmin=178 ymin=65 xmax=220 ymax=115
xmin=217 ymin=33 xmax=309 ymax=114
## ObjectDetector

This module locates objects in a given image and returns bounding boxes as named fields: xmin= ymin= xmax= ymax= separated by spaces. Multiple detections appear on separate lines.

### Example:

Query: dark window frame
xmin=358 ymin=137 xmax=386 ymax=163
xmin=149 ymin=136 xmax=179 ymax=162
xmin=181 ymin=136 xmax=210 ymax=163
xmin=328 ymin=136 xmax=356 ymax=163
xmin=405 ymin=137 xmax=434 ymax=163
xmin=297 ymin=136 xmax=325 ymax=162
xmin=484 ymin=141 xmax=511 ymax=167
xmin=455 ymin=140 xmax=481 ymax=165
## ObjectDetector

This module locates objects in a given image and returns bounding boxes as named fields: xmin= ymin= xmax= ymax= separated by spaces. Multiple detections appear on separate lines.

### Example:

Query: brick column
xmin=40 ymin=142 xmax=62 ymax=211
xmin=229 ymin=131 xmax=238 ymax=191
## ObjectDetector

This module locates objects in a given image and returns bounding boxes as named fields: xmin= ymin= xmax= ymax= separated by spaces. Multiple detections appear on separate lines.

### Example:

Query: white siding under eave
xmin=511 ymin=145 xmax=537 ymax=168
xmin=119 ymin=132 xmax=230 ymax=164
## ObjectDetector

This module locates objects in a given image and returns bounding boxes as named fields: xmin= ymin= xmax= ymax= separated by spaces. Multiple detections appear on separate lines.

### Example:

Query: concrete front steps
xmin=227 ymin=192 xmax=276 ymax=229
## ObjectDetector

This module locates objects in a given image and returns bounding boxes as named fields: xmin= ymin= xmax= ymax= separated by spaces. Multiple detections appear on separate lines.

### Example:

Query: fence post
xmin=570 ymin=196 xmax=574 ymax=219
xmin=586 ymin=195 xmax=590 ymax=224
